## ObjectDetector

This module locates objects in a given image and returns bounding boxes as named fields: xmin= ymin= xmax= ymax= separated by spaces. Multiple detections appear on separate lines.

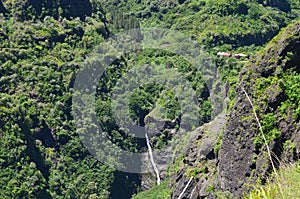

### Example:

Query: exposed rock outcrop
xmin=218 ymin=21 xmax=300 ymax=197
xmin=168 ymin=21 xmax=300 ymax=199
xmin=171 ymin=114 xmax=227 ymax=199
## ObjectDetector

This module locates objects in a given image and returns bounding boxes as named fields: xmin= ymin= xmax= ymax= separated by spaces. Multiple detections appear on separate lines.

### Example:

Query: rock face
xmin=218 ymin=21 xmax=300 ymax=197
xmin=171 ymin=115 xmax=227 ymax=199
xmin=169 ymin=21 xmax=300 ymax=199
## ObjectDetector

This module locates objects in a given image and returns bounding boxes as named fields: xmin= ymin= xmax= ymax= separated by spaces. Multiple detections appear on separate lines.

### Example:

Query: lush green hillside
xmin=0 ymin=0 xmax=299 ymax=198
xmin=0 ymin=1 xmax=114 ymax=198
xmin=101 ymin=0 xmax=300 ymax=108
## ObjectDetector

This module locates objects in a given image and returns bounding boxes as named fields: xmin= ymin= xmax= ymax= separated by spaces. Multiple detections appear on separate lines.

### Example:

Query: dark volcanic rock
xmin=171 ymin=115 xmax=227 ymax=199
xmin=172 ymin=170 xmax=196 ymax=199
xmin=218 ymin=88 xmax=257 ymax=195
xmin=218 ymin=21 xmax=300 ymax=197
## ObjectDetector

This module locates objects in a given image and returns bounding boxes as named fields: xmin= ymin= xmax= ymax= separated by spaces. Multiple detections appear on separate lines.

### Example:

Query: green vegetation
xmin=252 ymin=56 xmax=300 ymax=150
xmin=214 ymin=131 xmax=224 ymax=156
xmin=0 ymin=1 xmax=115 ymax=198
xmin=131 ymin=179 xmax=172 ymax=199
xmin=0 ymin=0 xmax=300 ymax=198
xmin=245 ymin=164 xmax=300 ymax=199
xmin=186 ymin=166 xmax=209 ymax=178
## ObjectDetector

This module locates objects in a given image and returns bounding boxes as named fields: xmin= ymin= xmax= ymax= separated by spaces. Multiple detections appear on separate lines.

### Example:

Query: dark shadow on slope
xmin=283 ymin=41 xmax=300 ymax=73
xmin=18 ymin=120 xmax=51 ymax=181
xmin=0 ymin=1 xmax=7 ymax=14
xmin=257 ymin=0 xmax=291 ymax=12
xmin=110 ymin=171 xmax=142 ymax=199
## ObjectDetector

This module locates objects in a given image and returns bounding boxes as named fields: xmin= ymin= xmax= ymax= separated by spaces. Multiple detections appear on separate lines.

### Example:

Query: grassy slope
xmin=245 ymin=164 xmax=300 ymax=199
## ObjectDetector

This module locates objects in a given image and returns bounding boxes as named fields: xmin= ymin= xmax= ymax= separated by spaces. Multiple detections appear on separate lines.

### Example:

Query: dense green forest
xmin=0 ymin=0 xmax=299 ymax=198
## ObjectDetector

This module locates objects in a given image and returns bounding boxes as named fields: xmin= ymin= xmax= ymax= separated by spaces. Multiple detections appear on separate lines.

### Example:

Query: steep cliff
xmin=1 ymin=1 xmax=299 ymax=198
xmin=218 ymin=20 xmax=300 ymax=197
xmin=156 ymin=20 xmax=300 ymax=199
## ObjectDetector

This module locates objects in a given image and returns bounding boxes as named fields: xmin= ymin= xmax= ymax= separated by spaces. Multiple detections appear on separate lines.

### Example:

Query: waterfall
xmin=145 ymin=131 xmax=161 ymax=185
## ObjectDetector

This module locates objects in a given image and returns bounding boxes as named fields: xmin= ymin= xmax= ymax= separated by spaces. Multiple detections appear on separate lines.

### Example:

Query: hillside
xmin=0 ymin=0 xmax=299 ymax=199
xmin=218 ymin=20 xmax=300 ymax=197
xmin=0 ymin=1 xmax=113 ymax=198
xmin=132 ymin=19 xmax=300 ymax=199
